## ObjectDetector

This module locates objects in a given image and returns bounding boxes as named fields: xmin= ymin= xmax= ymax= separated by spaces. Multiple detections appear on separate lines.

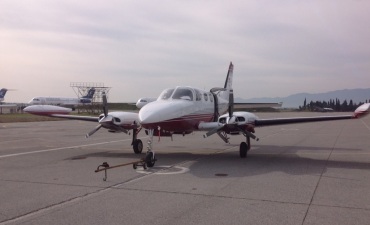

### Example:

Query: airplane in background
xmin=24 ymin=62 xmax=370 ymax=168
xmin=24 ymin=93 xmax=145 ymax=154
xmin=0 ymin=88 xmax=8 ymax=102
xmin=0 ymin=88 xmax=19 ymax=113
xmin=28 ymin=88 xmax=96 ymax=107
xmin=136 ymin=97 xmax=156 ymax=109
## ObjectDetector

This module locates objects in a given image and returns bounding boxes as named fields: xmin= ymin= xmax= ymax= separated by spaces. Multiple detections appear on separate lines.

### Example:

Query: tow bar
xmin=95 ymin=159 xmax=147 ymax=181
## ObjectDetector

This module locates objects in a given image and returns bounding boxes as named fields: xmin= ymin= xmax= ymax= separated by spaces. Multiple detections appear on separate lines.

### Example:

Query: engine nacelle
xmin=99 ymin=111 xmax=140 ymax=130
xmin=218 ymin=111 xmax=258 ymax=125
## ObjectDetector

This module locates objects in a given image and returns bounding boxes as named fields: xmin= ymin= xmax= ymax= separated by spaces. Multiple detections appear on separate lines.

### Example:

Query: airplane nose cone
xmin=139 ymin=103 xmax=161 ymax=125
xmin=139 ymin=101 xmax=191 ymax=129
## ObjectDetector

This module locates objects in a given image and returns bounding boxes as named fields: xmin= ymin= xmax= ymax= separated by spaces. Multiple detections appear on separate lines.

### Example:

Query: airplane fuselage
xmin=139 ymin=86 xmax=229 ymax=133
xmin=29 ymin=97 xmax=92 ymax=106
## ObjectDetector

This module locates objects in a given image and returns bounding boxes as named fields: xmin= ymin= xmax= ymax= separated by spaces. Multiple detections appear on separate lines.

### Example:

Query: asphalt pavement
xmin=1 ymin=112 xmax=370 ymax=225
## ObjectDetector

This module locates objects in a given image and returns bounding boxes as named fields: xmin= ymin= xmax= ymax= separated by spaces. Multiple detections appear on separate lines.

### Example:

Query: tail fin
xmin=224 ymin=62 xmax=233 ymax=90
xmin=83 ymin=88 xmax=95 ymax=99
xmin=210 ymin=62 xmax=234 ymax=118
xmin=0 ymin=88 xmax=8 ymax=98
xmin=224 ymin=62 xmax=234 ymax=117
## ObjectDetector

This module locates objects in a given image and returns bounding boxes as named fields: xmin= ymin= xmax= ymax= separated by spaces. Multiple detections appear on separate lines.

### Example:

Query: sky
xmin=1 ymin=0 xmax=370 ymax=103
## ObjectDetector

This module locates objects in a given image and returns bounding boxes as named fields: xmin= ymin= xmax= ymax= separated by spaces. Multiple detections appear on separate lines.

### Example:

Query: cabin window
xmin=219 ymin=117 xmax=226 ymax=124
xmin=172 ymin=88 xmax=194 ymax=101
xmin=209 ymin=93 xmax=213 ymax=102
xmin=195 ymin=89 xmax=202 ymax=101
xmin=237 ymin=117 xmax=245 ymax=122
xmin=204 ymin=93 xmax=208 ymax=101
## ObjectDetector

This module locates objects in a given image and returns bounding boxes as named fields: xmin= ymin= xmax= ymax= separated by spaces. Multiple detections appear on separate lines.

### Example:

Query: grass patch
xmin=0 ymin=113 xmax=64 ymax=123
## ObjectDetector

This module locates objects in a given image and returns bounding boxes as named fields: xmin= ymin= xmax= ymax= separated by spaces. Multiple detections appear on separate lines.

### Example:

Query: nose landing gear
xmin=145 ymin=129 xmax=157 ymax=167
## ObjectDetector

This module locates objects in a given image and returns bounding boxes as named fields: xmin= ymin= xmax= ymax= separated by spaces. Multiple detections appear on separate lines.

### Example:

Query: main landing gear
xmin=239 ymin=132 xmax=259 ymax=158
xmin=132 ymin=128 xmax=143 ymax=154
xmin=239 ymin=137 xmax=251 ymax=158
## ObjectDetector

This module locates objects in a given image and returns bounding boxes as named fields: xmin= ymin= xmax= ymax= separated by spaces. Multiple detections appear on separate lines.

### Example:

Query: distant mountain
xmin=236 ymin=88 xmax=370 ymax=108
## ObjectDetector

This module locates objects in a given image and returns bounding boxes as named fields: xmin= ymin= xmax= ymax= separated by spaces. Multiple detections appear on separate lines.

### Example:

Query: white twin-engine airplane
xmin=28 ymin=88 xmax=96 ymax=106
xmin=24 ymin=62 xmax=370 ymax=168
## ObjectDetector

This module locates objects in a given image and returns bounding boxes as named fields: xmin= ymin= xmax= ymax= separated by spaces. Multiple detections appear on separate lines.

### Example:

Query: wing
xmin=233 ymin=102 xmax=282 ymax=109
xmin=23 ymin=105 xmax=140 ymax=137
xmin=24 ymin=105 xmax=99 ymax=122
xmin=46 ymin=114 xmax=99 ymax=122
xmin=254 ymin=114 xmax=352 ymax=126
xmin=255 ymin=103 xmax=370 ymax=126
xmin=201 ymin=103 xmax=370 ymax=142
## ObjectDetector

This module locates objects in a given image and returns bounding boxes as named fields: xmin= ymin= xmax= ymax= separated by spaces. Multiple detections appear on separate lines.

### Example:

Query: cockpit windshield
xmin=157 ymin=87 xmax=195 ymax=101
xmin=158 ymin=88 xmax=175 ymax=100
xmin=172 ymin=87 xmax=194 ymax=101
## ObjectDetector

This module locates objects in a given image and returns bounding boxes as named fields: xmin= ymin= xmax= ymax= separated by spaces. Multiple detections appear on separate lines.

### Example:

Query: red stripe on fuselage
xmin=141 ymin=113 xmax=214 ymax=132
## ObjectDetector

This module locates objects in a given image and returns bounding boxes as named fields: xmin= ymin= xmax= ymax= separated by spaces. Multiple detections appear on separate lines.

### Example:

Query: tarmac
xmin=0 ymin=112 xmax=370 ymax=225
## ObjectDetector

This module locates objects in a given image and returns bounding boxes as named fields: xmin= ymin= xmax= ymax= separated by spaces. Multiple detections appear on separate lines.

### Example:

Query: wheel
xmin=133 ymin=139 xmax=143 ymax=154
xmin=145 ymin=151 xmax=156 ymax=167
xmin=133 ymin=163 xmax=137 ymax=169
xmin=240 ymin=142 xmax=248 ymax=158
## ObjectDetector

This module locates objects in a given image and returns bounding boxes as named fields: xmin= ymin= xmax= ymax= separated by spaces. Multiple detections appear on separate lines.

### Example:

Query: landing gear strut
xmin=145 ymin=129 xmax=156 ymax=167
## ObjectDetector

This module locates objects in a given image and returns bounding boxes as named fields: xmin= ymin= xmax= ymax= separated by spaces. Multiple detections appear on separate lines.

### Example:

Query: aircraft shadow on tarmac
xmin=64 ymin=144 xmax=370 ymax=179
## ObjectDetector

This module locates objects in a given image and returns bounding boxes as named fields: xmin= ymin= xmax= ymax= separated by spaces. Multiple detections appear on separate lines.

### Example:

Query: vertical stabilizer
xmin=210 ymin=62 xmax=235 ymax=117
xmin=83 ymin=88 xmax=96 ymax=99
xmin=224 ymin=62 xmax=233 ymax=90
xmin=0 ymin=88 xmax=8 ymax=101
xmin=218 ymin=62 xmax=234 ymax=101
xmin=225 ymin=62 xmax=234 ymax=117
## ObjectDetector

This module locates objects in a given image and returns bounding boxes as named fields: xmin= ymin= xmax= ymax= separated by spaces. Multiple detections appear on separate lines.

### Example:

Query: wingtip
xmin=353 ymin=103 xmax=370 ymax=118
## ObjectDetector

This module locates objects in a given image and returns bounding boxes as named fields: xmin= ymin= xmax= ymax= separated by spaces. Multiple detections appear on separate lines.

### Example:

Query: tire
xmin=145 ymin=152 xmax=155 ymax=167
xmin=240 ymin=142 xmax=248 ymax=158
xmin=133 ymin=139 xmax=143 ymax=154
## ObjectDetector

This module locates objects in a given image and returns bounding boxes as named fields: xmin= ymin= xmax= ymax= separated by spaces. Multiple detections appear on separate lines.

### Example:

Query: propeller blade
xmin=118 ymin=127 xmax=129 ymax=134
xmin=228 ymin=89 xmax=234 ymax=118
xmin=236 ymin=127 xmax=259 ymax=141
xmin=102 ymin=92 xmax=108 ymax=116
xmin=86 ymin=124 xmax=102 ymax=138
xmin=203 ymin=125 xmax=224 ymax=138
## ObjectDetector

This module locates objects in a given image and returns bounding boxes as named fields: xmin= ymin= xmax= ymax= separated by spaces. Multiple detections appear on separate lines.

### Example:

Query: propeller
xmin=204 ymin=89 xmax=236 ymax=138
xmin=85 ymin=92 xmax=109 ymax=138
xmin=86 ymin=124 xmax=102 ymax=138
xmin=204 ymin=89 xmax=259 ymax=141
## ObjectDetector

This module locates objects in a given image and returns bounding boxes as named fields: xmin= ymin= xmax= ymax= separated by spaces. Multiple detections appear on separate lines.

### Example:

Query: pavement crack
xmin=301 ymin=123 xmax=345 ymax=225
